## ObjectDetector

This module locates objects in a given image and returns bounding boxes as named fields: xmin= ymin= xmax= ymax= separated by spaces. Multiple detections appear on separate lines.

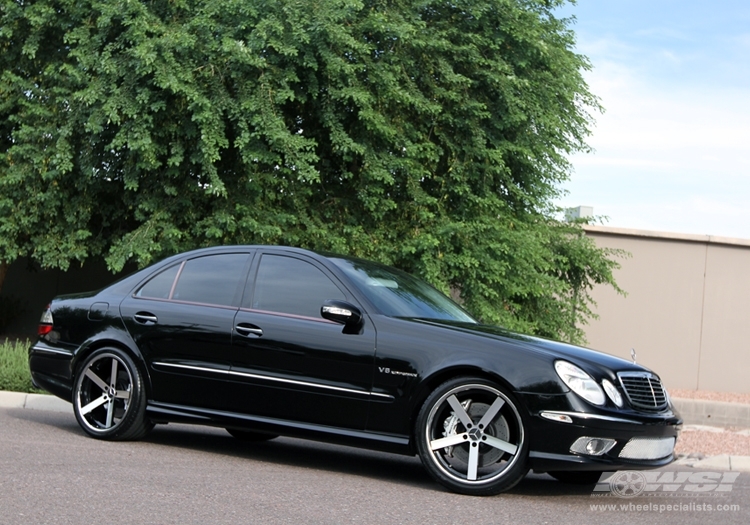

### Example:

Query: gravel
xmin=674 ymin=426 xmax=750 ymax=457
xmin=671 ymin=388 xmax=750 ymax=404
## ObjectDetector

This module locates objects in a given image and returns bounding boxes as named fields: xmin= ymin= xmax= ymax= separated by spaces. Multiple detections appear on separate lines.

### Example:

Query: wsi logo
xmin=378 ymin=367 xmax=418 ymax=378
xmin=593 ymin=471 xmax=741 ymax=498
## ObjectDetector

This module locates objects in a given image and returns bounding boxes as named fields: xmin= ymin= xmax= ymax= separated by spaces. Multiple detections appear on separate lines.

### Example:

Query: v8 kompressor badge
xmin=379 ymin=367 xmax=418 ymax=378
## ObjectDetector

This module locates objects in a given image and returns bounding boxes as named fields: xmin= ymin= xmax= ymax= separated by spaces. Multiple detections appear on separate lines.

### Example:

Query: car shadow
xmin=144 ymin=422 xmax=435 ymax=489
xmin=143 ymin=423 xmax=596 ymax=496
xmin=513 ymin=472 xmax=599 ymax=497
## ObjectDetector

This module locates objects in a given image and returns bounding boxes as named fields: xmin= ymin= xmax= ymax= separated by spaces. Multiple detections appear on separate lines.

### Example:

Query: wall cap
xmin=582 ymin=225 xmax=750 ymax=248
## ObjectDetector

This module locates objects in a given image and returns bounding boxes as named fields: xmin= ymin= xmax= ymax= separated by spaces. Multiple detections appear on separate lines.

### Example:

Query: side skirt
xmin=146 ymin=401 xmax=412 ymax=455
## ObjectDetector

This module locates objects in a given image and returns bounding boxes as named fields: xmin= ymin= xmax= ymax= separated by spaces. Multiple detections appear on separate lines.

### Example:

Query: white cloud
xmin=594 ymin=77 xmax=750 ymax=169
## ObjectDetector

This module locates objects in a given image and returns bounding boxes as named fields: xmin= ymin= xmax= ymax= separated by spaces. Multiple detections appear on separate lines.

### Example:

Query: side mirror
xmin=321 ymin=300 xmax=363 ymax=334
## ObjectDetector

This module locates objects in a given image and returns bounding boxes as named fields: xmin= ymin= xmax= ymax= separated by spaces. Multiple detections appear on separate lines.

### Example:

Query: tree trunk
xmin=0 ymin=261 xmax=8 ymax=296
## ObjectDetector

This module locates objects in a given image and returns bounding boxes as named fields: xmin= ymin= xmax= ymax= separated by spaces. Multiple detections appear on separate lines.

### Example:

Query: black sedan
xmin=29 ymin=245 xmax=681 ymax=495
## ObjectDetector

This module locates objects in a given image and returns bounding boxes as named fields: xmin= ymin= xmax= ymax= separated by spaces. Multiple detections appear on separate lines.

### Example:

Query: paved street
xmin=1 ymin=407 xmax=747 ymax=525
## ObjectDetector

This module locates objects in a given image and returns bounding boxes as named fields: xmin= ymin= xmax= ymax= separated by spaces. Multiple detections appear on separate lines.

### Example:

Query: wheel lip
xmin=74 ymin=351 xmax=134 ymax=435
xmin=423 ymin=382 xmax=525 ymax=486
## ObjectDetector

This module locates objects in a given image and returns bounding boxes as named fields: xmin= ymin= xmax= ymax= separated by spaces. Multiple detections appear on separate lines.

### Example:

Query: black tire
xmin=73 ymin=347 xmax=152 ymax=441
xmin=226 ymin=428 xmax=279 ymax=442
xmin=415 ymin=377 xmax=528 ymax=496
xmin=548 ymin=470 xmax=603 ymax=485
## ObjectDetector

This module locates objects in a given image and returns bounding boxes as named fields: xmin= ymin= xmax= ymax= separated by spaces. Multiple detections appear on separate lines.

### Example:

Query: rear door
xmin=228 ymin=250 xmax=377 ymax=429
xmin=120 ymin=251 xmax=253 ymax=410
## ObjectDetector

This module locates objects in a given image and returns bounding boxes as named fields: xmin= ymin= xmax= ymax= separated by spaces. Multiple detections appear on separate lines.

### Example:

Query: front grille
xmin=618 ymin=372 xmax=668 ymax=411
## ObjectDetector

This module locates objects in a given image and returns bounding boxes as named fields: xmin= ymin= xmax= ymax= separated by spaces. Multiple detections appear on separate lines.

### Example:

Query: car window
xmin=248 ymin=255 xmax=345 ymax=318
xmin=136 ymin=265 xmax=180 ymax=299
xmin=171 ymin=254 xmax=249 ymax=307
xmin=328 ymin=257 xmax=476 ymax=322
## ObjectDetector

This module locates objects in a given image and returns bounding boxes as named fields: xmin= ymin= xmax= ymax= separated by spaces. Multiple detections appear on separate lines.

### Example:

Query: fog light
xmin=570 ymin=437 xmax=617 ymax=456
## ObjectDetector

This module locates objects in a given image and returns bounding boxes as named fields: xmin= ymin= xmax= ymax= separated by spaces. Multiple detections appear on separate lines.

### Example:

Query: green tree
xmin=0 ymin=0 xmax=621 ymax=343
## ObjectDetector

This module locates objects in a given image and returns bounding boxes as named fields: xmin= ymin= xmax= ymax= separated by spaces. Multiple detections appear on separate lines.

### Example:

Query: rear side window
xmin=136 ymin=254 xmax=249 ymax=307
xmin=136 ymin=265 xmax=180 ymax=299
xmin=248 ymin=255 xmax=345 ymax=318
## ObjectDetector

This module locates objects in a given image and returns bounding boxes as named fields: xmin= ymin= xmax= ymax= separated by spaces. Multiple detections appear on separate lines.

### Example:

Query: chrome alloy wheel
xmin=75 ymin=352 xmax=134 ymax=433
xmin=417 ymin=379 xmax=527 ymax=495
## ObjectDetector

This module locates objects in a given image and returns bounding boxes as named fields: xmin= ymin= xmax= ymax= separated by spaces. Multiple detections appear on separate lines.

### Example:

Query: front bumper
xmin=519 ymin=393 xmax=683 ymax=473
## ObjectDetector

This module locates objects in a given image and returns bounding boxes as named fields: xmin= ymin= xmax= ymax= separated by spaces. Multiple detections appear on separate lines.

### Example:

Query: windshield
xmin=328 ymin=257 xmax=477 ymax=323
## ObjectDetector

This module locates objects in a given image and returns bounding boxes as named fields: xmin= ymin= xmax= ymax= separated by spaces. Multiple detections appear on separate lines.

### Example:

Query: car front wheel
xmin=416 ymin=377 xmax=528 ymax=496
xmin=73 ymin=348 xmax=152 ymax=440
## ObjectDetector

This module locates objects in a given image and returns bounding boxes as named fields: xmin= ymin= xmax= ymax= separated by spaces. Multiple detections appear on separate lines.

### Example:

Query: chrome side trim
xmin=538 ymin=410 xmax=644 ymax=425
xmin=153 ymin=362 xmax=229 ymax=375
xmin=152 ymin=361 xmax=394 ymax=400
xmin=31 ymin=345 xmax=73 ymax=357
xmin=228 ymin=370 xmax=394 ymax=400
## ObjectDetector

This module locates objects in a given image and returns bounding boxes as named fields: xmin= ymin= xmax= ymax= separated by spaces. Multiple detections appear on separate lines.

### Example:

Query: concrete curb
xmin=676 ymin=454 xmax=750 ymax=473
xmin=672 ymin=398 xmax=750 ymax=428
xmin=0 ymin=390 xmax=71 ymax=413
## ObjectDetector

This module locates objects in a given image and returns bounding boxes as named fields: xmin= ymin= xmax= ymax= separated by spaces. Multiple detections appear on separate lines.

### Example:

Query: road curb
xmin=672 ymin=398 xmax=750 ymax=428
xmin=676 ymin=454 xmax=750 ymax=473
xmin=0 ymin=390 xmax=71 ymax=413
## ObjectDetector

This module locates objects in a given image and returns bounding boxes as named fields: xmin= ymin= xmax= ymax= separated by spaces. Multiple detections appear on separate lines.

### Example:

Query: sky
xmin=553 ymin=0 xmax=750 ymax=239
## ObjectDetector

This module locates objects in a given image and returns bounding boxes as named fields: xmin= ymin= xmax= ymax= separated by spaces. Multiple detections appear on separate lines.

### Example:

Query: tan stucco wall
xmin=583 ymin=226 xmax=750 ymax=394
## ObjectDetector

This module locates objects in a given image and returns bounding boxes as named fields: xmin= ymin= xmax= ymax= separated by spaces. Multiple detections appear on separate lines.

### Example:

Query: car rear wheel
xmin=416 ymin=377 xmax=528 ymax=496
xmin=73 ymin=348 xmax=152 ymax=440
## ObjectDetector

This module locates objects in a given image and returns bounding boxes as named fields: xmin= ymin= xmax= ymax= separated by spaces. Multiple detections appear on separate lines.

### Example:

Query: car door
xmin=228 ymin=250 xmax=377 ymax=429
xmin=120 ymin=251 xmax=253 ymax=410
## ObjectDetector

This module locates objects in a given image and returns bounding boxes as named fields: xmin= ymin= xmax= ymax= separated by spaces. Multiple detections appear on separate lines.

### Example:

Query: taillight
xmin=38 ymin=305 xmax=54 ymax=336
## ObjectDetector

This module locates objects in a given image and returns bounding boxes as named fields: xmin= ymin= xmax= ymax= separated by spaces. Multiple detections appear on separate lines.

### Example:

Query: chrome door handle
xmin=235 ymin=324 xmax=263 ymax=337
xmin=134 ymin=312 xmax=158 ymax=324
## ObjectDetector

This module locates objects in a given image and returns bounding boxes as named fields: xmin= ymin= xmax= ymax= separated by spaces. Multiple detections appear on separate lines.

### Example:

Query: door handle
xmin=235 ymin=324 xmax=263 ymax=337
xmin=134 ymin=312 xmax=158 ymax=324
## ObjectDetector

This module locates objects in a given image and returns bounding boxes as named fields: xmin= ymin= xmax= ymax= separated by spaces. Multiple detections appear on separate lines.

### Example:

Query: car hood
xmin=407 ymin=318 xmax=648 ymax=376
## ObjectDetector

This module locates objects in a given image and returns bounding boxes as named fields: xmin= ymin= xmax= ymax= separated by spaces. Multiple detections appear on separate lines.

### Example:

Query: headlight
xmin=554 ymin=360 xmax=605 ymax=406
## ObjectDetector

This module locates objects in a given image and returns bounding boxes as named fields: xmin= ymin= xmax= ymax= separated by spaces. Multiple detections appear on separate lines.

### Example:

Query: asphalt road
xmin=1 ymin=407 xmax=747 ymax=525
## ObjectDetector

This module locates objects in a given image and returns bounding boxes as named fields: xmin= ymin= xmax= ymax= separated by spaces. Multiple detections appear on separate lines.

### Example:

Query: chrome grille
xmin=618 ymin=372 xmax=668 ymax=411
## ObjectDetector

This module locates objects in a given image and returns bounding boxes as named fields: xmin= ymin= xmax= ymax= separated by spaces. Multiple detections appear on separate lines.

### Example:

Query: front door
xmin=228 ymin=251 xmax=376 ymax=429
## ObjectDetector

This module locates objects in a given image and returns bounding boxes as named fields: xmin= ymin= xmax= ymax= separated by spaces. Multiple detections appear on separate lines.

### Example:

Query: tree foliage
xmin=1 ymin=0 xmax=621 ymax=343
